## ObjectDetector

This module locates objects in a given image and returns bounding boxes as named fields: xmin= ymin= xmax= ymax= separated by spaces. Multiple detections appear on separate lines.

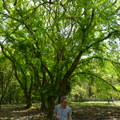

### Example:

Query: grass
xmin=70 ymin=101 xmax=118 ymax=107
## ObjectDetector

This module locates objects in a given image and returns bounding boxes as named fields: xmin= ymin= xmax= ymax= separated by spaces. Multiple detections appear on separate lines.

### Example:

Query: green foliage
xmin=0 ymin=0 xmax=120 ymax=108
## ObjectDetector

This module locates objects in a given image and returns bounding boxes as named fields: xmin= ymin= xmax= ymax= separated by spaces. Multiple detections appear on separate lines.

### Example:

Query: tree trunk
xmin=0 ymin=96 xmax=3 ymax=106
xmin=47 ymin=96 xmax=56 ymax=119
xmin=88 ymin=86 xmax=93 ymax=98
xmin=58 ymin=80 xmax=71 ymax=102
xmin=41 ymin=93 xmax=47 ymax=111
xmin=25 ymin=93 xmax=32 ymax=108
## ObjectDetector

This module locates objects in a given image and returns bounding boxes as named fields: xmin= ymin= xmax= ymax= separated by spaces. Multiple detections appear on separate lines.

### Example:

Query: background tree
xmin=0 ymin=53 xmax=13 ymax=106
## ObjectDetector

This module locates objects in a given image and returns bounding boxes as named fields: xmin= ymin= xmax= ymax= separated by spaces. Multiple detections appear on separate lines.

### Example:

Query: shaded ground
xmin=0 ymin=103 xmax=120 ymax=120
xmin=0 ymin=104 xmax=48 ymax=120
xmin=72 ymin=106 xmax=120 ymax=120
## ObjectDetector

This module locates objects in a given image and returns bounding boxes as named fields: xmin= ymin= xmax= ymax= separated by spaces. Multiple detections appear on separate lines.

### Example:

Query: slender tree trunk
xmin=88 ymin=79 xmax=94 ymax=98
xmin=41 ymin=93 xmax=47 ymax=111
xmin=24 ymin=92 xmax=32 ymax=108
xmin=0 ymin=96 xmax=4 ymax=106
xmin=40 ymin=63 xmax=48 ymax=110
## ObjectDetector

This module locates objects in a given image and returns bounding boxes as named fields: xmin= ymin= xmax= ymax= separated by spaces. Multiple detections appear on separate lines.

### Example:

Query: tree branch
xmin=112 ymin=0 xmax=117 ymax=5
xmin=2 ymin=0 xmax=10 ymax=14
xmin=29 ymin=1 xmax=66 ymax=16
xmin=86 ymin=9 xmax=95 ymax=30
xmin=62 ymin=51 xmax=83 ymax=81
xmin=87 ymin=30 xmax=119 ymax=49
xmin=0 ymin=13 xmax=35 ymax=37
xmin=13 ymin=0 xmax=18 ymax=6
xmin=79 ymin=72 xmax=120 ymax=92
xmin=41 ymin=61 xmax=54 ymax=82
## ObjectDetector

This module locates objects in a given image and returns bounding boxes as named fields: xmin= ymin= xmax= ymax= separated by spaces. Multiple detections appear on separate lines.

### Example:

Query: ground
xmin=72 ymin=106 xmax=120 ymax=120
xmin=0 ymin=102 xmax=120 ymax=120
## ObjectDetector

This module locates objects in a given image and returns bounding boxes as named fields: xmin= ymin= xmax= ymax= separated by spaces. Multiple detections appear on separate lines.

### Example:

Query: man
xmin=54 ymin=96 xmax=72 ymax=120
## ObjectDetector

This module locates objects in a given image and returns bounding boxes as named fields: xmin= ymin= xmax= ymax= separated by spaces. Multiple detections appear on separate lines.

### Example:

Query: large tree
xmin=0 ymin=0 xmax=120 ymax=117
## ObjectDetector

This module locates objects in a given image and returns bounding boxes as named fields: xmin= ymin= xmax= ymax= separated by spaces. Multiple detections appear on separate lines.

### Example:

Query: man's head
xmin=61 ymin=96 xmax=68 ymax=108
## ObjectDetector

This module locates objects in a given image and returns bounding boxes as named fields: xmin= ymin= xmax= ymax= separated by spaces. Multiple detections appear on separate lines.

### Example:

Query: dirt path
xmin=0 ymin=104 xmax=120 ymax=120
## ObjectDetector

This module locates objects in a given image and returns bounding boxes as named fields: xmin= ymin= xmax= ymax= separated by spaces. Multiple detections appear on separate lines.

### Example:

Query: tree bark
xmin=41 ymin=93 xmax=47 ymax=111
xmin=47 ymin=96 xmax=56 ymax=119
xmin=24 ymin=92 xmax=32 ymax=108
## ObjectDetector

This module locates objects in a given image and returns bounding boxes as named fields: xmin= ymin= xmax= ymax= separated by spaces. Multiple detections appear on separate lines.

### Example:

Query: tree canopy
xmin=0 ymin=0 xmax=120 ymax=118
